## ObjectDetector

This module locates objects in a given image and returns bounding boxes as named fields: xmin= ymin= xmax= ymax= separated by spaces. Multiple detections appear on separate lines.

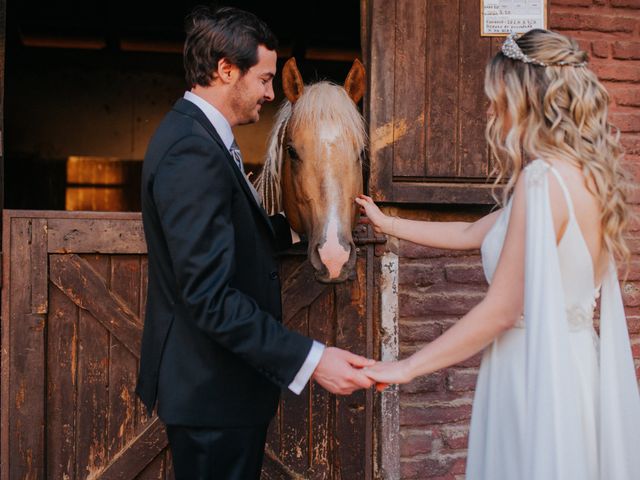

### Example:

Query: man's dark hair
xmin=183 ymin=6 xmax=278 ymax=88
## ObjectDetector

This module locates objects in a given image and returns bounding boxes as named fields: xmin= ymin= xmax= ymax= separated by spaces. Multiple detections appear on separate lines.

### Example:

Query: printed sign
xmin=481 ymin=0 xmax=547 ymax=36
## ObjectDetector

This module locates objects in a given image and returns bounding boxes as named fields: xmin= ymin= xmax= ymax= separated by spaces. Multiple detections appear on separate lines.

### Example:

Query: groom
xmin=135 ymin=5 xmax=374 ymax=479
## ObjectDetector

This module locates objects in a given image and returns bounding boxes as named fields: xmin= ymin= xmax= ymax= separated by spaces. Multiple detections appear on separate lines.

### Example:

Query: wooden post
xmin=0 ymin=0 xmax=5 ymax=220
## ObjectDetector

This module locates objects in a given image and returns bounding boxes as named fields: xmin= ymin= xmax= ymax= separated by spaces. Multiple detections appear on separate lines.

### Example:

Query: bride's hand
xmin=355 ymin=194 xmax=391 ymax=235
xmin=363 ymin=359 xmax=413 ymax=391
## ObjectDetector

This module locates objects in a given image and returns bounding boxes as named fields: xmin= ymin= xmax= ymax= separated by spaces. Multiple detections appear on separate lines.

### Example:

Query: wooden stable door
xmin=1 ymin=211 xmax=376 ymax=479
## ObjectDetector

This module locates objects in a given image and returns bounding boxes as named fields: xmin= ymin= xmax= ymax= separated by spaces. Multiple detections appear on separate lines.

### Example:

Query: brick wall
xmin=395 ymin=2 xmax=640 ymax=478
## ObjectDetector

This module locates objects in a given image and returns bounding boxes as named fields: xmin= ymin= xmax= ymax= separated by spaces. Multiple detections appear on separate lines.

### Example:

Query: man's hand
xmin=312 ymin=347 xmax=376 ymax=395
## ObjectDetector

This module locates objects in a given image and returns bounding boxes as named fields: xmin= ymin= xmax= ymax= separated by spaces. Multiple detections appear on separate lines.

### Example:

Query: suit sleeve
xmin=152 ymin=135 xmax=313 ymax=389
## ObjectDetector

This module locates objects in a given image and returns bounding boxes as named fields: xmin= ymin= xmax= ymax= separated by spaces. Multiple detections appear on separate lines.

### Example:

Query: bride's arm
xmin=355 ymin=194 xmax=502 ymax=250
xmin=364 ymin=175 xmax=541 ymax=385
xmin=364 ymin=172 xmax=571 ymax=386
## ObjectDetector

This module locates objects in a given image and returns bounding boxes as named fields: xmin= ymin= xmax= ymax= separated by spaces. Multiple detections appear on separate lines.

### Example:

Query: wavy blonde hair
xmin=485 ymin=29 xmax=632 ymax=265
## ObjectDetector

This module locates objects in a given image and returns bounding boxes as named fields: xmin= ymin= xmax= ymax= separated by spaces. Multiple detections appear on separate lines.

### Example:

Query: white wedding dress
xmin=466 ymin=159 xmax=640 ymax=479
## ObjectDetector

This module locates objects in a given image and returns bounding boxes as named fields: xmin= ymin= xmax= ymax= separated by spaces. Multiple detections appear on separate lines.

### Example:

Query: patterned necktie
xmin=230 ymin=139 xmax=262 ymax=205
xmin=230 ymin=140 xmax=245 ymax=174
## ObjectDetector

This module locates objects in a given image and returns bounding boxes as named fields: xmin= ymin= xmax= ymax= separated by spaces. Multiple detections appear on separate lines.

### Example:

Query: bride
xmin=357 ymin=29 xmax=640 ymax=479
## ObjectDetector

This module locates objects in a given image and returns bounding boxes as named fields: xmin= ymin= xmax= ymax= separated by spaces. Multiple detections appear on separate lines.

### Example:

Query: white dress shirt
xmin=183 ymin=91 xmax=324 ymax=395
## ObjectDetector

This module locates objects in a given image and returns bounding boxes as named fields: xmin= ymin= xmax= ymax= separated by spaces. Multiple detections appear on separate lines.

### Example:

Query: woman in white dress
xmin=357 ymin=29 xmax=640 ymax=479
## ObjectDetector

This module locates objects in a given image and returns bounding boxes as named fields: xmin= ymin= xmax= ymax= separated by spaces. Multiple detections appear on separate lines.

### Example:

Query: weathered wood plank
xmin=48 ymin=218 xmax=146 ymax=254
xmin=426 ymin=0 xmax=460 ymax=177
xmin=368 ymin=0 xmax=396 ymax=201
xmin=281 ymin=260 xmax=328 ymax=326
xmin=76 ymin=307 xmax=110 ymax=478
xmin=280 ymin=308 xmax=310 ymax=474
xmin=89 ymin=418 xmax=168 ymax=480
xmin=8 ymin=218 xmax=46 ymax=480
xmin=334 ymin=258 xmax=368 ymax=479
xmin=309 ymin=288 xmax=335 ymax=478
xmin=137 ymin=256 xmax=150 ymax=427
xmin=458 ymin=0 xmax=492 ymax=178
xmin=50 ymin=254 xmax=142 ymax=356
xmin=1 ymin=213 xmax=10 ymax=479
xmin=30 ymin=218 xmax=48 ymax=314
xmin=109 ymin=256 xmax=142 ymax=461
xmin=134 ymin=453 xmax=164 ymax=480
xmin=392 ymin=182 xmax=498 ymax=204
xmin=393 ymin=0 xmax=427 ymax=178
xmin=47 ymin=285 xmax=79 ymax=480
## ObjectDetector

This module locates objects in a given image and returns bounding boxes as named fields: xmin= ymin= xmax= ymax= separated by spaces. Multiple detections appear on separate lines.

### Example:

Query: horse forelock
xmin=289 ymin=83 xmax=366 ymax=155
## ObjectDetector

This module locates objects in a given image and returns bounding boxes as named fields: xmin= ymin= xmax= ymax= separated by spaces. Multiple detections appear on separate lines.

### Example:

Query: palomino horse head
xmin=256 ymin=58 xmax=366 ymax=283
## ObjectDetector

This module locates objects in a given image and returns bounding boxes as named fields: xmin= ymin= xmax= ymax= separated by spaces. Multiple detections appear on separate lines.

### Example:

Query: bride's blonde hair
xmin=486 ymin=29 xmax=632 ymax=265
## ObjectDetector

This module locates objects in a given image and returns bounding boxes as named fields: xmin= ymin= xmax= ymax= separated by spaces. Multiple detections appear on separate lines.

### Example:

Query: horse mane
xmin=255 ymin=101 xmax=291 ymax=215
xmin=254 ymin=82 xmax=367 ymax=215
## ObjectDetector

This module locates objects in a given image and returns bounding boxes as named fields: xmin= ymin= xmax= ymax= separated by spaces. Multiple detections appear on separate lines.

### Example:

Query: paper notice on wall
xmin=481 ymin=0 xmax=547 ymax=36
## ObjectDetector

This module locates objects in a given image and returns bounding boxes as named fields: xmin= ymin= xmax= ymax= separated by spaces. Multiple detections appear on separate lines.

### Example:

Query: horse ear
xmin=282 ymin=57 xmax=304 ymax=104
xmin=344 ymin=58 xmax=365 ymax=104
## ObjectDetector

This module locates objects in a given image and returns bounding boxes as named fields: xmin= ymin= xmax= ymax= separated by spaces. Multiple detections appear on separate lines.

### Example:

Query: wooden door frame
xmin=361 ymin=1 xmax=401 ymax=478
xmin=0 ymin=0 xmax=5 ymax=219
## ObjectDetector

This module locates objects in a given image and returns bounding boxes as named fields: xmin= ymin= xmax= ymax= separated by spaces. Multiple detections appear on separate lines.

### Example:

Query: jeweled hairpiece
xmin=501 ymin=33 xmax=588 ymax=68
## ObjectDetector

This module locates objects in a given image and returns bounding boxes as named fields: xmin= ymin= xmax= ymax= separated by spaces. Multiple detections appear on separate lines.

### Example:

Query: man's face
xmin=230 ymin=45 xmax=277 ymax=125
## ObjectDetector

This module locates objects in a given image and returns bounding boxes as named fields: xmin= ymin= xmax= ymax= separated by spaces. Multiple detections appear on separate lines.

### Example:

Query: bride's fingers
xmin=375 ymin=382 xmax=389 ymax=392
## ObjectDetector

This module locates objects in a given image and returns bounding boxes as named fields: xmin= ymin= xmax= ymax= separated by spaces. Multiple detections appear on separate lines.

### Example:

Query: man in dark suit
xmin=136 ymin=6 xmax=374 ymax=479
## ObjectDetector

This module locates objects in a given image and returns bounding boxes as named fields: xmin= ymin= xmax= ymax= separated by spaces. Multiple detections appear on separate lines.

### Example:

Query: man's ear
xmin=217 ymin=58 xmax=236 ymax=84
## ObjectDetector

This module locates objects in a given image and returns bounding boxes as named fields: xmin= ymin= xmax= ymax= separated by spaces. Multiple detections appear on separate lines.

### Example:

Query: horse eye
xmin=286 ymin=145 xmax=300 ymax=161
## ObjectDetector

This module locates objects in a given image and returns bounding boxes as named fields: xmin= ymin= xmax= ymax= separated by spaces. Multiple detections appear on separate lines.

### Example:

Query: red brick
xmin=622 ymin=282 xmax=640 ymax=306
xmin=550 ymin=12 xmax=637 ymax=32
xmin=400 ymin=455 xmax=467 ymax=478
xmin=626 ymin=316 xmax=640 ymax=334
xmin=400 ymin=263 xmax=445 ymax=287
xmin=592 ymin=63 xmax=640 ymax=83
xmin=612 ymin=86 xmax=640 ymax=107
xmin=444 ymin=263 xmax=487 ymax=284
xmin=611 ymin=0 xmax=640 ymax=7
xmin=400 ymin=429 xmax=437 ymax=457
xmin=441 ymin=425 xmax=470 ymax=450
xmin=626 ymin=260 xmax=640 ymax=282
xmin=399 ymin=320 xmax=443 ymax=343
xmin=399 ymin=240 xmax=476 ymax=259
xmin=399 ymin=288 xmax=485 ymax=316
xmin=400 ymin=372 xmax=446 ymax=394
xmin=613 ymin=41 xmax=640 ymax=60
xmin=401 ymin=403 xmax=473 ymax=426
xmin=591 ymin=40 xmax=610 ymax=59
xmin=446 ymin=368 xmax=479 ymax=392
xmin=611 ymin=112 xmax=640 ymax=133
xmin=632 ymin=341 xmax=640 ymax=358
xmin=551 ymin=0 xmax=594 ymax=5
xmin=621 ymin=134 xmax=640 ymax=155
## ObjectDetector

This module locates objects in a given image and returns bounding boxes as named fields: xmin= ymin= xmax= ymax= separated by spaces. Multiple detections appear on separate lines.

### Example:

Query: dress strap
xmin=547 ymin=164 xmax=576 ymax=219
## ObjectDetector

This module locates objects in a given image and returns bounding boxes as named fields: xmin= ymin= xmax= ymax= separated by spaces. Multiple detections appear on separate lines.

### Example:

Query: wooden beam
xmin=49 ymin=254 xmax=142 ymax=356
xmin=87 ymin=418 xmax=168 ymax=480
xmin=20 ymin=32 xmax=106 ymax=50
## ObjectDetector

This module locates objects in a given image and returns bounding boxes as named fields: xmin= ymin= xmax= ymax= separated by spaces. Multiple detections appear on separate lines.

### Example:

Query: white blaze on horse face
xmin=317 ymin=129 xmax=350 ymax=280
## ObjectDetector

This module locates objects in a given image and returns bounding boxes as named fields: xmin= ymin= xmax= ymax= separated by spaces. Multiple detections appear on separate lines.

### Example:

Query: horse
xmin=255 ymin=57 xmax=366 ymax=283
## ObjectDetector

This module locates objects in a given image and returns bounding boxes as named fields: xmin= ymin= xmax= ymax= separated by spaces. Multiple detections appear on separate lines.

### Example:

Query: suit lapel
xmin=172 ymin=99 xmax=275 ymax=237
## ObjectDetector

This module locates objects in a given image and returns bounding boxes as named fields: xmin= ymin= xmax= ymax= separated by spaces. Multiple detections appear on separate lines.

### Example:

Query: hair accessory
xmin=501 ymin=33 xmax=588 ymax=68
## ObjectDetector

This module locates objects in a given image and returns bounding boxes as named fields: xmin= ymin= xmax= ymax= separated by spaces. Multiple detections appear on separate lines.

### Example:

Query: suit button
xmin=270 ymin=271 xmax=279 ymax=280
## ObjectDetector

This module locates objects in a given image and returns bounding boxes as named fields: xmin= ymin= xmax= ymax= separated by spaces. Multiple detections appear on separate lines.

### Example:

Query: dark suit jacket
xmin=136 ymin=98 xmax=313 ymax=427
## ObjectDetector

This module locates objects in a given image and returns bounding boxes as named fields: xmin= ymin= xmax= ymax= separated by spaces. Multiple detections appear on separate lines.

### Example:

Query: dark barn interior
xmin=4 ymin=1 xmax=361 ymax=211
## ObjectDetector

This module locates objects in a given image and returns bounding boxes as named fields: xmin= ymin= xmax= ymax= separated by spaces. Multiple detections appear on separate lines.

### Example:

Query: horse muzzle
xmin=309 ymin=237 xmax=357 ymax=283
